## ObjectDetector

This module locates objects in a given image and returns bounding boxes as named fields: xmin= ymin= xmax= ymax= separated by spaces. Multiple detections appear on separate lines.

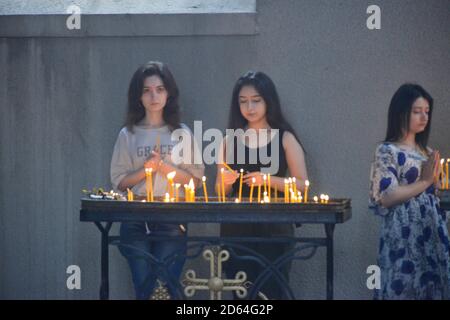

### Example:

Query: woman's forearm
xmin=380 ymin=180 xmax=430 ymax=208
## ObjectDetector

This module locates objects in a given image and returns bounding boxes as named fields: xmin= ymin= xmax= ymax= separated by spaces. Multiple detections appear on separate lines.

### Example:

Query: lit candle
xmin=304 ymin=180 xmax=310 ymax=202
xmin=175 ymin=183 xmax=180 ymax=202
xmin=249 ymin=177 xmax=255 ymax=203
xmin=320 ymin=194 xmax=325 ymax=203
xmin=145 ymin=168 xmax=153 ymax=202
xmin=313 ymin=195 xmax=319 ymax=203
xmin=189 ymin=178 xmax=195 ymax=202
xmin=263 ymin=174 xmax=267 ymax=196
xmin=290 ymin=188 xmax=295 ymax=203
xmin=166 ymin=171 xmax=176 ymax=200
xmin=216 ymin=183 xmax=221 ymax=202
xmin=184 ymin=184 xmax=189 ymax=202
xmin=202 ymin=176 xmax=208 ymax=202
xmin=325 ymin=195 xmax=329 ymax=204
xmin=257 ymin=182 xmax=261 ymax=203
xmin=127 ymin=188 xmax=133 ymax=201
xmin=297 ymin=192 xmax=303 ymax=203
xmin=292 ymin=177 xmax=297 ymax=196
xmin=274 ymin=183 xmax=278 ymax=202
xmin=238 ymin=169 xmax=244 ymax=203
xmin=268 ymin=174 xmax=271 ymax=201
xmin=235 ymin=198 xmax=240 ymax=203
xmin=263 ymin=191 xmax=269 ymax=203
xmin=284 ymin=179 xmax=289 ymax=203
xmin=164 ymin=192 xmax=170 ymax=202
xmin=221 ymin=168 xmax=226 ymax=202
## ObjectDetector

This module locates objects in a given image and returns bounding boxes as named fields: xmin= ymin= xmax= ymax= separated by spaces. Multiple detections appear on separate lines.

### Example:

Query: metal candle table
xmin=80 ymin=197 xmax=352 ymax=300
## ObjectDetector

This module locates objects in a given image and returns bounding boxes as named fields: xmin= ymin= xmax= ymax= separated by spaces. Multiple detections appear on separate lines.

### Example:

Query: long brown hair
xmin=125 ymin=61 xmax=181 ymax=133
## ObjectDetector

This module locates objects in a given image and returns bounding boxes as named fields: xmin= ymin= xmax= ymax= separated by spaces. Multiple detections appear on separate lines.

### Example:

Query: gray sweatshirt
xmin=110 ymin=123 xmax=204 ymax=196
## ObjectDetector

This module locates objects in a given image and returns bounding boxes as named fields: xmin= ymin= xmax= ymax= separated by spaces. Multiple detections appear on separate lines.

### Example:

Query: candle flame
xmin=305 ymin=180 xmax=310 ymax=187
xmin=441 ymin=159 xmax=445 ymax=164
xmin=202 ymin=176 xmax=206 ymax=182
xmin=167 ymin=171 xmax=176 ymax=180
xmin=188 ymin=178 xmax=195 ymax=189
xmin=252 ymin=177 xmax=256 ymax=183
xmin=240 ymin=168 xmax=244 ymax=173
xmin=313 ymin=196 xmax=319 ymax=202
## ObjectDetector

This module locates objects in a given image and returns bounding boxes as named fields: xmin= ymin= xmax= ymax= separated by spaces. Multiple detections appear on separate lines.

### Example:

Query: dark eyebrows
xmin=239 ymin=95 xmax=261 ymax=99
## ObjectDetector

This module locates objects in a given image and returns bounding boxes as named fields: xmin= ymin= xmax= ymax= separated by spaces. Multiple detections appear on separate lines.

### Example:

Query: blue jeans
xmin=118 ymin=222 xmax=187 ymax=300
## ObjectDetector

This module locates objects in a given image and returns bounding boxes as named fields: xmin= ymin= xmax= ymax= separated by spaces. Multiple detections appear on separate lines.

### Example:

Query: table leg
xmin=324 ymin=223 xmax=335 ymax=300
xmin=95 ymin=222 xmax=112 ymax=300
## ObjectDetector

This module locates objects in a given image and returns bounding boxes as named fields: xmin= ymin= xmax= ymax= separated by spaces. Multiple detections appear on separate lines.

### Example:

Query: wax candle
xmin=274 ymin=183 xmax=278 ymax=202
xmin=263 ymin=191 xmax=269 ymax=203
xmin=320 ymin=194 xmax=325 ymax=203
xmin=184 ymin=184 xmax=189 ymax=202
xmin=284 ymin=179 xmax=289 ymax=203
xmin=292 ymin=177 xmax=297 ymax=196
xmin=304 ymin=180 xmax=310 ymax=202
xmin=216 ymin=183 xmax=221 ymax=202
xmin=258 ymin=183 xmax=261 ymax=203
xmin=145 ymin=168 xmax=153 ymax=202
xmin=164 ymin=192 xmax=170 ymax=202
xmin=238 ymin=169 xmax=244 ymax=202
xmin=263 ymin=174 xmax=267 ymax=196
xmin=249 ymin=177 xmax=255 ymax=203
xmin=202 ymin=176 xmax=208 ymax=202
xmin=189 ymin=178 xmax=195 ymax=202
xmin=325 ymin=195 xmax=329 ymax=204
xmin=313 ymin=195 xmax=319 ymax=203
xmin=297 ymin=191 xmax=302 ymax=203
xmin=175 ymin=183 xmax=180 ymax=202
xmin=268 ymin=174 xmax=271 ymax=201
xmin=166 ymin=171 xmax=176 ymax=200
xmin=221 ymin=168 xmax=226 ymax=202
xmin=127 ymin=188 xmax=133 ymax=201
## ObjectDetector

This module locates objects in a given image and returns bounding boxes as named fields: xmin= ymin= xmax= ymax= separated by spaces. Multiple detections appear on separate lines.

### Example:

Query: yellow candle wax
xmin=184 ymin=184 xmax=189 ymax=202
xmin=221 ymin=168 xmax=226 ymax=202
xmin=166 ymin=171 xmax=176 ymax=200
xmin=164 ymin=192 xmax=170 ymax=202
xmin=274 ymin=183 xmax=278 ymax=202
xmin=263 ymin=174 xmax=267 ymax=196
xmin=268 ymin=174 xmax=271 ymax=201
xmin=249 ymin=177 xmax=255 ymax=203
xmin=304 ymin=180 xmax=310 ymax=202
xmin=440 ymin=159 xmax=445 ymax=188
xmin=175 ymin=183 xmax=180 ymax=202
xmin=202 ymin=176 xmax=208 ymax=202
xmin=284 ymin=179 xmax=289 ymax=203
xmin=145 ymin=168 xmax=152 ymax=202
xmin=189 ymin=178 xmax=195 ymax=202
xmin=292 ymin=177 xmax=297 ymax=196
xmin=238 ymin=169 xmax=244 ymax=202
xmin=257 ymin=183 xmax=261 ymax=203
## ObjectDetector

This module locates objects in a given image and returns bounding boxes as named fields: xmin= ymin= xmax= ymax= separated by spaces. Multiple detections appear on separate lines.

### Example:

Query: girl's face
xmin=140 ymin=75 xmax=168 ymax=113
xmin=239 ymin=85 xmax=267 ymax=124
xmin=408 ymin=97 xmax=430 ymax=134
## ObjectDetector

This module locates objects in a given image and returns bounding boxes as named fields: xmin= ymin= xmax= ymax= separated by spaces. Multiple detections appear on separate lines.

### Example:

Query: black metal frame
xmin=80 ymin=198 xmax=352 ymax=300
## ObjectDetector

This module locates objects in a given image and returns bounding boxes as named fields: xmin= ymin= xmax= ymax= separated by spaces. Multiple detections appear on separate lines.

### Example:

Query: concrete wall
xmin=1 ymin=0 xmax=449 ymax=299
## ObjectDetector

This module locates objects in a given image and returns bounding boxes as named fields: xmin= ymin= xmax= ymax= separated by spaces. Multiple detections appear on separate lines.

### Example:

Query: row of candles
xmin=125 ymin=166 xmax=331 ymax=204
xmin=440 ymin=158 xmax=450 ymax=190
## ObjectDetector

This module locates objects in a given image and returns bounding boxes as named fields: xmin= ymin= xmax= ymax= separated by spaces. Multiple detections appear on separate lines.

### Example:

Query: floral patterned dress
xmin=369 ymin=143 xmax=450 ymax=299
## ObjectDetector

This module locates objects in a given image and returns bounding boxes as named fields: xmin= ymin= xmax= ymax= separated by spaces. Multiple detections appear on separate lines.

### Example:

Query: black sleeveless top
xmin=227 ymin=128 xmax=288 ymax=198
xmin=221 ymin=128 xmax=294 ymax=237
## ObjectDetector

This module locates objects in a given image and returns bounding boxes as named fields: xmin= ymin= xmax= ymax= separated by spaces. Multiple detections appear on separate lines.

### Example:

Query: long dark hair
xmin=384 ymin=83 xmax=433 ymax=151
xmin=125 ymin=61 xmax=181 ymax=133
xmin=227 ymin=71 xmax=305 ymax=151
